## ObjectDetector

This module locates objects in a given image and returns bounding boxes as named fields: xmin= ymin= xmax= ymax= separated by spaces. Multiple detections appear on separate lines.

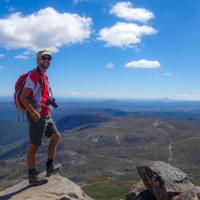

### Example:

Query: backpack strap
xmin=35 ymin=67 xmax=54 ymax=98
xmin=35 ymin=67 xmax=45 ymax=89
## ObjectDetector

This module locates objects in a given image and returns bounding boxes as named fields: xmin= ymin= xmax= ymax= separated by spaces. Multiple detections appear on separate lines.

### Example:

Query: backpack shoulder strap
xmin=34 ymin=68 xmax=45 ymax=89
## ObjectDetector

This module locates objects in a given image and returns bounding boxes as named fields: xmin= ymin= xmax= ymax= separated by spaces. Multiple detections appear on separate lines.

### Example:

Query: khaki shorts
xmin=27 ymin=114 xmax=59 ymax=145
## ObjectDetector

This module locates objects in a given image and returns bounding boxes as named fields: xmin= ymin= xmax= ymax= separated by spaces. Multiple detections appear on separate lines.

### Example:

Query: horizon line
xmin=1 ymin=96 xmax=200 ymax=102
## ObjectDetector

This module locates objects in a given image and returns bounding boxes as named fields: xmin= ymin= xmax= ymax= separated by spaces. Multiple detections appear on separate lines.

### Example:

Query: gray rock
xmin=0 ymin=173 xmax=94 ymax=200
xmin=137 ymin=161 xmax=195 ymax=200
xmin=129 ymin=180 xmax=146 ymax=195
xmin=196 ymin=186 xmax=200 ymax=191
xmin=171 ymin=188 xmax=200 ymax=200
xmin=126 ymin=180 xmax=155 ymax=200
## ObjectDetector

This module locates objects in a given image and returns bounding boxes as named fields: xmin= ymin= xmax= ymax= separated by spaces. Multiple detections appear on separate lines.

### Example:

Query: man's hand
xmin=20 ymin=88 xmax=41 ymax=122
xmin=31 ymin=111 xmax=41 ymax=122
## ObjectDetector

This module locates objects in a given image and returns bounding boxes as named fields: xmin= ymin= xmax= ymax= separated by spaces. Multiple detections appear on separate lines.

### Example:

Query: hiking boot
xmin=28 ymin=170 xmax=48 ymax=186
xmin=46 ymin=161 xmax=62 ymax=177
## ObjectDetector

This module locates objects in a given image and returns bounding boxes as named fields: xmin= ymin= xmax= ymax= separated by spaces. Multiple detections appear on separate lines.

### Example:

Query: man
xmin=20 ymin=50 xmax=61 ymax=186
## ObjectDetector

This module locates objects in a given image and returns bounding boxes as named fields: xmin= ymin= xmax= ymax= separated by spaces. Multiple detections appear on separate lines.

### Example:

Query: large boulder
xmin=0 ymin=173 xmax=93 ymax=200
xmin=137 ymin=161 xmax=195 ymax=200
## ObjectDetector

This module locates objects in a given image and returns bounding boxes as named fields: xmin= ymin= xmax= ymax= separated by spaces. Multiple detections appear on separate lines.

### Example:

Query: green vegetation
xmin=82 ymin=172 xmax=138 ymax=200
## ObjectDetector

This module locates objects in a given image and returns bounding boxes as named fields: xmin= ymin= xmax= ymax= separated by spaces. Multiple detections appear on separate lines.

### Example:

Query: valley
xmin=1 ymin=100 xmax=200 ymax=200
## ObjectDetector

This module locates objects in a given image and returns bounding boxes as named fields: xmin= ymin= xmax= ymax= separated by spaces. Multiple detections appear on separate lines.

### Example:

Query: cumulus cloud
xmin=106 ymin=63 xmax=114 ymax=68
xmin=0 ymin=54 xmax=4 ymax=58
xmin=0 ymin=7 xmax=92 ymax=52
xmin=125 ymin=59 xmax=160 ymax=69
xmin=110 ymin=1 xmax=154 ymax=23
xmin=98 ymin=22 xmax=156 ymax=48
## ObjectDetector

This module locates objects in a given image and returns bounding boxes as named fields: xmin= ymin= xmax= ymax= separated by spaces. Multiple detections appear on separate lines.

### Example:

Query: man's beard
xmin=40 ymin=62 xmax=50 ymax=70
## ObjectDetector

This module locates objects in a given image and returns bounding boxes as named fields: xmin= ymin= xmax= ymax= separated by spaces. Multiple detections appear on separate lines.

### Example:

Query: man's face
xmin=37 ymin=54 xmax=52 ymax=70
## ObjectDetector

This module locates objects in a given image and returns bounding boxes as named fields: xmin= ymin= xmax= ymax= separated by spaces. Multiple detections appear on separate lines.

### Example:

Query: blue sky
xmin=0 ymin=0 xmax=200 ymax=100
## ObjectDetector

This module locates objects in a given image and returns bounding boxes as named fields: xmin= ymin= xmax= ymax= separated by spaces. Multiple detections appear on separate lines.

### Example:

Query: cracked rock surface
xmin=0 ymin=173 xmax=93 ymax=200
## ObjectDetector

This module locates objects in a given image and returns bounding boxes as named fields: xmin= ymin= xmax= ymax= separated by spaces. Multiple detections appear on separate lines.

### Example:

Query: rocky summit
xmin=0 ymin=173 xmax=93 ymax=200
xmin=127 ymin=161 xmax=200 ymax=200
xmin=1 ymin=161 xmax=200 ymax=200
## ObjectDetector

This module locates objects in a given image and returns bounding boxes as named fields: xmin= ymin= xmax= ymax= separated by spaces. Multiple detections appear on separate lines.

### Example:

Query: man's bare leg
xmin=27 ymin=144 xmax=48 ymax=186
xmin=47 ymin=133 xmax=61 ymax=160
xmin=46 ymin=133 xmax=61 ymax=176
xmin=27 ymin=144 xmax=39 ymax=170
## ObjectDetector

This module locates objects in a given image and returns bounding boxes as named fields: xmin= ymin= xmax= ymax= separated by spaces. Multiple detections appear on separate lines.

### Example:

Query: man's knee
xmin=51 ymin=133 xmax=61 ymax=143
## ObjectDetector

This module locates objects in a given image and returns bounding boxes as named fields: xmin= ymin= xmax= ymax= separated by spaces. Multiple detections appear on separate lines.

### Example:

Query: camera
xmin=46 ymin=97 xmax=58 ymax=108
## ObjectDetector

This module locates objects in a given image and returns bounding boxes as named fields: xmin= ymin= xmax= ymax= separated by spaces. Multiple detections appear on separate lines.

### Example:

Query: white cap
xmin=37 ymin=50 xmax=52 ymax=59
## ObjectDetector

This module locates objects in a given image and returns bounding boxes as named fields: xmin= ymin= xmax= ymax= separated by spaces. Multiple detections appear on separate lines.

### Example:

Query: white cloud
xmin=0 ymin=54 xmax=4 ymax=58
xmin=106 ymin=63 xmax=114 ymax=68
xmin=22 ymin=50 xmax=31 ymax=55
xmin=14 ymin=55 xmax=28 ymax=59
xmin=176 ymin=94 xmax=200 ymax=100
xmin=73 ymin=0 xmax=90 ymax=5
xmin=110 ymin=1 xmax=154 ymax=23
xmin=98 ymin=22 xmax=157 ymax=48
xmin=8 ymin=7 xmax=17 ymax=13
xmin=0 ymin=7 xmax=92 ymax=52
xmin=73 ymin=0 xmax=83 ymax=5
xmin=125 ymin=59 xmax=160 ymax=69
xmin=73 ymin=0 xmax=79 ymax=5
xmin=70 ymin=91 xmax=82 ymax=96
xmin=14 ymin=51 xmax=31 ymax=59
xmin=164 ymin=72 xmax=172 ymax=76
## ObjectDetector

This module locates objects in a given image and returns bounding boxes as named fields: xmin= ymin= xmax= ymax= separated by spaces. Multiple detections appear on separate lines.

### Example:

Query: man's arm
xmin=20 ymin=88 xmax=40 ymax=122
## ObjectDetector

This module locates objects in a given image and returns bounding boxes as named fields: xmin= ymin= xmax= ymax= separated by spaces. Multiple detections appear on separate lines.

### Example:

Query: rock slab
xmin=0 ymin=173 xmax=93 ymax=200
xmin=127 ymin=161 xmax=200 ymax=200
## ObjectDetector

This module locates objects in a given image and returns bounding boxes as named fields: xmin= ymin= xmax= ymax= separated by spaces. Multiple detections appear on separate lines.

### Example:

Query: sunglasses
xmin=41 ymin=55 xmax=52 ymax=61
